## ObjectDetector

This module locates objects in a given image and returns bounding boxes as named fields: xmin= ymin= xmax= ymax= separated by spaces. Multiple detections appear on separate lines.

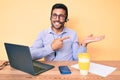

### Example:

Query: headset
xmin=65 ymin=18 xmax=69 ymax=22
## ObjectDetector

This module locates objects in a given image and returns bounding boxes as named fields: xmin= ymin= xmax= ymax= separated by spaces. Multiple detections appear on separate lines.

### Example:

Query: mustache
xmin=54 ymin=21 xmax=64 ymax=24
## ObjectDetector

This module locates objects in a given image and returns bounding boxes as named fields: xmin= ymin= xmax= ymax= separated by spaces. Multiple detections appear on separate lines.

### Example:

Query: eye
xmin=59 ymin=15 xmax=65 ymax=19
xmin=52 ymin=14 xmax=57 ymax=19
xmin=51 ymin=14 xmax=66 ymax=20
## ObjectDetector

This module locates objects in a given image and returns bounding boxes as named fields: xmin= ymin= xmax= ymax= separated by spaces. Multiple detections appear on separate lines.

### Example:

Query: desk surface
xmin=0 ymin=61 xmax=120 ymax=80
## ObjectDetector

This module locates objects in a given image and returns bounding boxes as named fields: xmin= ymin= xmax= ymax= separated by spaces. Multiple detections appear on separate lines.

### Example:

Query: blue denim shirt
xmin=30 ymin=27 xmax=86 ymax=61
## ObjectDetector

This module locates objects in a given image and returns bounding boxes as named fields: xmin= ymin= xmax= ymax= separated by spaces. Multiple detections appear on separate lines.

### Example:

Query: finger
xmin=97 ymin=35 xmax=105 ymax=39
xmin=99 ymin=35 xmax=105 ymax=40
xmin=86 ymin=34 xmax=93 ymax=38
xmin=88 ymin=34 xmax=93 ymax=37
xmin=60 ymin=36 xmax=70 ymax=41
xmin=101 ymin=35 xmax=105 ymax=39
xmin=93 ymin=35 xmax=105 ymax=42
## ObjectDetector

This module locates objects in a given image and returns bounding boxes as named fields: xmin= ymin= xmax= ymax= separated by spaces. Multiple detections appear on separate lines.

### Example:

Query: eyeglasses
xmin=51 ymin=14 xmax=66 ymax=20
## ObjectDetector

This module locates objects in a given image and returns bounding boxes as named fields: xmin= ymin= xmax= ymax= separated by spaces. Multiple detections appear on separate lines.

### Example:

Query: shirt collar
xmin=48 ymin=27 xmax=68 ymax=34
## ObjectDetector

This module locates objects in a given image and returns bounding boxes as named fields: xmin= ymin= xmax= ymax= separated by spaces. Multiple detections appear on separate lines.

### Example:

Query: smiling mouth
xmin=54 ymin=21 xmax=64 ymax=25
xmin=54 ymin=22 xmax=60 ymax=25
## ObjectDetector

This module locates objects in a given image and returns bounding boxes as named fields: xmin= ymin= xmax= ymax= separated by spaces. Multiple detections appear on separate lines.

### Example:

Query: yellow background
xmin=0 ymin=0 xmax=120 ymax=61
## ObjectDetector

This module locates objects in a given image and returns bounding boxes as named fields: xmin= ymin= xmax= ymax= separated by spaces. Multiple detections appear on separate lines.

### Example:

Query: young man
xmin=30 ymin=3 xmax=104 ymax=61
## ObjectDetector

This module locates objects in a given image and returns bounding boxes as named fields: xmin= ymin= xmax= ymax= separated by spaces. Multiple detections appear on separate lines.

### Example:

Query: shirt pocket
xmin=42 ymin=35 xmax=53 ymax=46
xmin=62 ymin=39 xmax=72 ymax=50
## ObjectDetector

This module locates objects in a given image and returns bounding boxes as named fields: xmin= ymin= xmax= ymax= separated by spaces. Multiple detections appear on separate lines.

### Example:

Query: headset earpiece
xmin=65 ymin=19 xmax=69 ymax=22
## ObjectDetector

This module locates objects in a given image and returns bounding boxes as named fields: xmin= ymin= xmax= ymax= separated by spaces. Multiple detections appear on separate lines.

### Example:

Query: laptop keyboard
xmin=32 ymin=61 xmax=54 ymax=74
xmin=33 ymin=66 xmax=45 ymax=73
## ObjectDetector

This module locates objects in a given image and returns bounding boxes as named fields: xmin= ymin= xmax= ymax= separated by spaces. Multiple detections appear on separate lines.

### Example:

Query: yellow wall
xmin=0 ymin=0 xmax=120 ymax=61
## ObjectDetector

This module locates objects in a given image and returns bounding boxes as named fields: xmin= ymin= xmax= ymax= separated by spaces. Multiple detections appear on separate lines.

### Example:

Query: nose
xmin=56 ymin=15 xmax=60 ymax=21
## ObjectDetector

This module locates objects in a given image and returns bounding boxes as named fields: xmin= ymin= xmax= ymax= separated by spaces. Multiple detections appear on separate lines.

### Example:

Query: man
xmin=30 ymin=3 xmax=104 ymax=61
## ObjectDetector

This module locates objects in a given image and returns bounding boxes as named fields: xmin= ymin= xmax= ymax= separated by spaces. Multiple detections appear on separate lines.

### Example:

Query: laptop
xmin=4 ymin=43 xmax=54 ymax=75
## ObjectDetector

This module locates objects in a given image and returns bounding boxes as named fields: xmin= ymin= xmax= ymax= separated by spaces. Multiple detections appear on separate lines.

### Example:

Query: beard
xmin=51 ymin=20 xmax=65 ymax=30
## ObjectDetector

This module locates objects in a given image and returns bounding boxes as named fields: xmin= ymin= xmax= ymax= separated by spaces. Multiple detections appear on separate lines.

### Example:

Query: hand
xmin=81 ymin=34 xmax=105 ymax=46
xmin=51 ymin=36 xmax=69 ymax=51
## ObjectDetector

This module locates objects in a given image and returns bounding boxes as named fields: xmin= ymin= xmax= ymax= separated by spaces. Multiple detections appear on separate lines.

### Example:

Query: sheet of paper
xmin=71 ymin=62 xmax=116 ymax=77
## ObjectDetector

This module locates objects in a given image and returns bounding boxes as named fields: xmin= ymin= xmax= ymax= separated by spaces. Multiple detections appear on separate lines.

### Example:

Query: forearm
xmin=29 ymin=44 xmax=54 ymax=60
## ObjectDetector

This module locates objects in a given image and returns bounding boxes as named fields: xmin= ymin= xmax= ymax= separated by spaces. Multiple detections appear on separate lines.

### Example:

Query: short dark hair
xmin=51 ymin=3 xmax=68 ymax=22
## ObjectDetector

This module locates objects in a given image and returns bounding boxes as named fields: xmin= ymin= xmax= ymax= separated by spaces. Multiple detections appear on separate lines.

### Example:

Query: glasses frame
xmin=51 ymin=13 xmax=66 ymax=20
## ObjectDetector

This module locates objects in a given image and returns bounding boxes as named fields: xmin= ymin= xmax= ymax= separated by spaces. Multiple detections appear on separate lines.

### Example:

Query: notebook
xmin=4 ymin=43 xmax=54 ymax=75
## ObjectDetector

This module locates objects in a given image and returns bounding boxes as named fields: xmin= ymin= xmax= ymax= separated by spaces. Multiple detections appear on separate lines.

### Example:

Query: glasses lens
xmin=52 ymin=14 xmax=65 ymax=20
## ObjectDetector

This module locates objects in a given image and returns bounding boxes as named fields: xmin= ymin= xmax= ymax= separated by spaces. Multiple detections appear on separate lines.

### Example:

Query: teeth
xmin=55 ymin=22 xmax=60 ymax=25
